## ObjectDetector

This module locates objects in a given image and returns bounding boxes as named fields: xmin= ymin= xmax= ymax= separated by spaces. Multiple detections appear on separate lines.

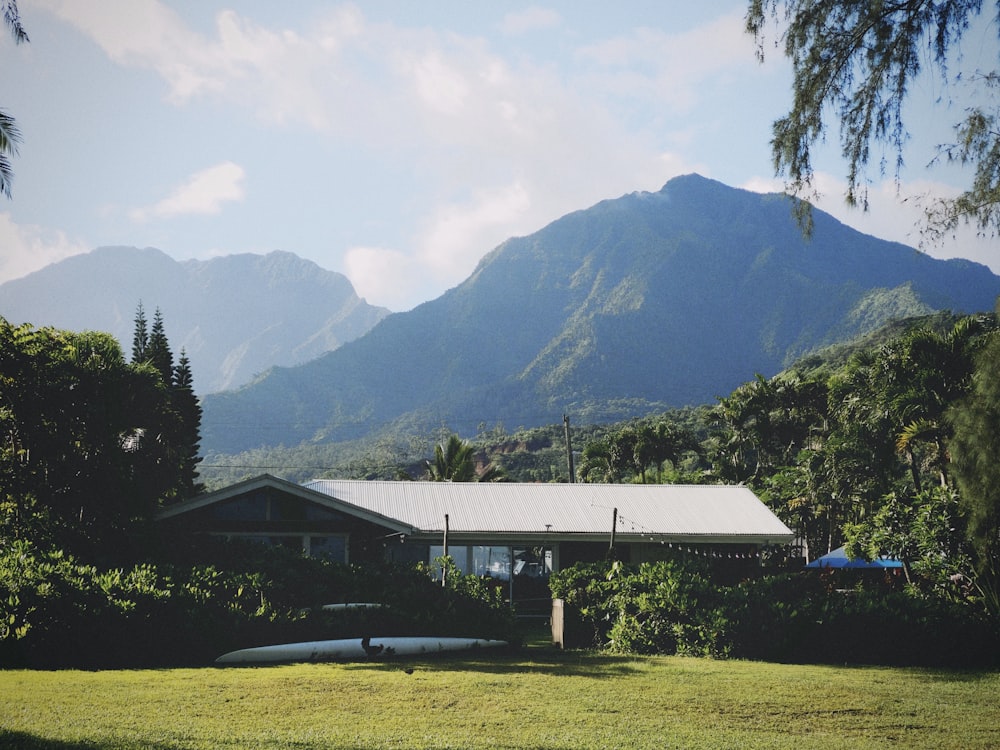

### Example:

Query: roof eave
xmin=157 ymin=473 xmax=414 ymax=534
xmin=404 ymin=531 xmax=795 ymax=545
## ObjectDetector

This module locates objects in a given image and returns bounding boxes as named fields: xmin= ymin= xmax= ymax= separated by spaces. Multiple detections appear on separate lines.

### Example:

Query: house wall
xmin=159 ymin=486 xmax=398 ymax=564
xmin=161 ymin=483 xmax=772 ymax=586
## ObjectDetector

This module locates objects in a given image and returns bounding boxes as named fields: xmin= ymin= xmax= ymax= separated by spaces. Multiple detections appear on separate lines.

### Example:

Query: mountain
xmin=204 ymin=174 xmax=999 ymax=455
xmin=200 ymin=175 xmax=1000 ymax=455
xmin=0 ymin=247 xmax=390 ymax=393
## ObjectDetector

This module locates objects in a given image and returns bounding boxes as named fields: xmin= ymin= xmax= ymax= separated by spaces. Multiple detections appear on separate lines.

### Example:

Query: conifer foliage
xmin=130 ymin=303 xmax=202 ymax=503
xmin=0 ymin=305 xmax=201 ymax=562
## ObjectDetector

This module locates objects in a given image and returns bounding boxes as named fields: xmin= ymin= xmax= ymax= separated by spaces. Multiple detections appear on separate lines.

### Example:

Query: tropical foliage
xmin=577 ymin=417 xmax=703 ymax=484
xmin=0 ymin=0 xmax=27 ymax=199
xmin=0 ymin=538 xmax=517 ymax=668
xmin=550 ymin=558 xmax=997 ymax=667
xmin=422 ymin=434 xmax=503 ymax=482
xmin=568 ymin=311 xmax=1000 ymax=623
xmin=5 ymin=302 xmax=1000 ymax=667
xmin=0 ymin=314 xmax=199 ymax=562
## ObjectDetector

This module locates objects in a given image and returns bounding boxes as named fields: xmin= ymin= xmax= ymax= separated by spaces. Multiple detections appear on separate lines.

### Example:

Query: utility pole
xmin=563 ymin=413 xmax=576 ymax=483
xmin=609 ymin=507 xmax=618 ymax=554
xmin=442 ymin=513 xmax=449 ymax=587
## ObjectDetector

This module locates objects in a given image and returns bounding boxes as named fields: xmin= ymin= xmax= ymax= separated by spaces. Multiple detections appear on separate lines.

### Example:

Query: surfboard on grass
xmin=215 ymin=636 xmax=508 ymax=665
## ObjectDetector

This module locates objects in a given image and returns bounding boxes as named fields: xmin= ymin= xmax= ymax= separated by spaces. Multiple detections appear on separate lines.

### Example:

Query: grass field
xmin=2 ymin=642 xmax=998 ymax=749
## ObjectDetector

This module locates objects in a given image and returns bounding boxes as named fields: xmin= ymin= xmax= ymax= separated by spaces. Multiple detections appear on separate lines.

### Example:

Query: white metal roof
xmin=304 ymin=480 xmax=793 ymax=544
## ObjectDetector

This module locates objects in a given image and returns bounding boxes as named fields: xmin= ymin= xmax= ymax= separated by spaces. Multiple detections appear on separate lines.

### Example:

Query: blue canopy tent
xmin=805 ymin=545 xmax=904 ymax=569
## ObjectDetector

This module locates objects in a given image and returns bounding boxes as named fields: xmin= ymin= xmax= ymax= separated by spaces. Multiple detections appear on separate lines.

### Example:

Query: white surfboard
xmin=215 ymin=636 xmax=508 ymax=664
xmin=319 ymin=602 xmax=384 ymax=610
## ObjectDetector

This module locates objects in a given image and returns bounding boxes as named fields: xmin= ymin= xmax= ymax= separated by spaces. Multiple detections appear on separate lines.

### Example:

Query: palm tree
xmin=949 ymin=329 xmax=1000 ymax=618
xmin=425 ymin=434 xmax=503 ymax=482
xmin=890 ymin=316 xmax=995 ymax=491
xmin=1 ymin=1 xmax=28 ymax=199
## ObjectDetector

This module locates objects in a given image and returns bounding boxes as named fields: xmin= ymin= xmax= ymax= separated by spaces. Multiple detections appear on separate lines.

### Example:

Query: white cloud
xmin=343 ymin=245 xmax=430 ymax=312
xmin=740 ymin=172 xmax=1000 ymax=273
xmin=419 ymin=181 xmax=532 ymax=277
xmin=410 ymin=49 xmax=470 ymax=116
xmin=343 ymin=184 xmax=534 ymax=311
xmin=0 ymin=213 xmax=89 ymax=284
xmin=37 ymin=0 xmax=365 ymax=128
xmin=130 ymin=162 xmax=246 ymax=222
xmin=37 ymin=0 xmax=224 ymax=101
xmin=500 ymin=7 xmax=562 ymax=35
xmin=32 ymin=2 xmax=832 ymax=309
xmin=575 ymin=10 xmax=754 ymax=114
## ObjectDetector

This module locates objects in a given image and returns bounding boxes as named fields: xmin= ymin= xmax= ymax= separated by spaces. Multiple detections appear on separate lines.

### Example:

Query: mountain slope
xmin=0 ymin=247 xmax=390 ymax=392
xmin=200 ymin=174 xmax=1000 ymax=454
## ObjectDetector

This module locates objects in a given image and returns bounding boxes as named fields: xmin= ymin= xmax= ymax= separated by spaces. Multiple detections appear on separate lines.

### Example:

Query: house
xmin=157 ymin=475 xmax=794 ymax=593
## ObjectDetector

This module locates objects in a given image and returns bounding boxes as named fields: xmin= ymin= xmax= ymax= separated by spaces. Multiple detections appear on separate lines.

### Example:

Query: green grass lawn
xmin=1 ymin=643 xmax=998 ymax=749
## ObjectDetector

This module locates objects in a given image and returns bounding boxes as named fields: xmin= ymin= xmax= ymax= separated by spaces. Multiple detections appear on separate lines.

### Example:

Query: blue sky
xmin=1 ymin=1 xmax=996 ymax=311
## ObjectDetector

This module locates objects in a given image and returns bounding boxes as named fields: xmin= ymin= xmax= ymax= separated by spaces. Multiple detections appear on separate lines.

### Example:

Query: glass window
xmin=430 ymin=545 xmax=470 ymax=574
xmin=239 ymin=535 xmax=304 ymax=553
xmin=472 ymin=546 xmax=512 ymax=580
xmin=513 ymin=547 xmax=553 ymax=579
xmin=309 ymin=535 xmax=347 ymax=562
xmin=277 ymin=536 xmax=303 ymax=552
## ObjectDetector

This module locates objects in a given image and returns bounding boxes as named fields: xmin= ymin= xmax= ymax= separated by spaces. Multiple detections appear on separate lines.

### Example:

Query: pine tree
xmin=131 ymin=301 xmax=148 ymax=364
xmin=171 ymin=350 xmax=202 ymax=499
xmin=146 ymin=307 xmax=173 ymax=384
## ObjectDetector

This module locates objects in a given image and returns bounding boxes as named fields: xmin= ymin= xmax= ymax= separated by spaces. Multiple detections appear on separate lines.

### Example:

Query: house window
xmin=472 ymin=546 xmax=512 ymax=580
xmin=513 ymin=547 xmax=553 ymax=580
xmin=239 ymin=535 xmax=303 ymax=553
xmin=426 ymin=546 xmax=543 ymax=582
xmin=430 ymin=545 xmax=470 ymax=574
xmin=309 ymin=535 xmax=348 ymax=563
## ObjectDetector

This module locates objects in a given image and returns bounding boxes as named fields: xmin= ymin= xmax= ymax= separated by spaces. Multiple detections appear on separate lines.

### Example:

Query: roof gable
xmin=157 ymin=474 xmax=413 ymax=533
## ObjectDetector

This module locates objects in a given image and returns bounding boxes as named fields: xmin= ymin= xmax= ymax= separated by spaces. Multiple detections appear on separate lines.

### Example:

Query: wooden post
xmin=563 ymin=414 xmax=576 ymax=483
xmin=442 ymin=514 xmax=449 ymax=587
xmin=609 ymin=507 xmax=618 ymax=553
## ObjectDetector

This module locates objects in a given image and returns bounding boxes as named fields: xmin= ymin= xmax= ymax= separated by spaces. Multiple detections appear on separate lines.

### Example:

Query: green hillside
xmin=201 ymin=175 xmax=1000 ymax=457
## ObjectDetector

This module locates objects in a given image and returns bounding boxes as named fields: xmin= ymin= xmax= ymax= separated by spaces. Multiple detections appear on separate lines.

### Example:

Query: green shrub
xmin=549 ymin=560 xmax=618 ymax=647
xmin=605 ymin=560 xmax=729 ymax=657
xmin=550 ymin=560 xmax=1000 ymax=667
xmin=0 ymin=541 xmax=518 ymax=668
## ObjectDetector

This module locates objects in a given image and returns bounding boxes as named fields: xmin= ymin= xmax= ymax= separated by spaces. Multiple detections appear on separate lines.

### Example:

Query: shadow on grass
xmin=0 ymin=730 xmax=182 ymax=750
xmin=335 ymin=643 xmax=649 ymax=677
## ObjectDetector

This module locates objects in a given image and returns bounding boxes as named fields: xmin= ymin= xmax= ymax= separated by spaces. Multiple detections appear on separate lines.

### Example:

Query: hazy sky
xmin=1 ymin=1 xmax=996 ymax=311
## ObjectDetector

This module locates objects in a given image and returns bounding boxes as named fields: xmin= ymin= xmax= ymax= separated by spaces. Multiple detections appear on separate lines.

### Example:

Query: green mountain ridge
xmin=201 ymin=174 xmax=1000 ymax=455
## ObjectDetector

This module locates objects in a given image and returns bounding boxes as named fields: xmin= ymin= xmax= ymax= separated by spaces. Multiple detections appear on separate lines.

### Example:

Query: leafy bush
xmin=0 ymin=540 xmax=518 ymax=668
xmin=605 ymin=560 xmax=729 ymax=657
xmin=550 ymin=560 xmax=1000 ymax=667
xmin=549 ymin=560 xmax=618 ymax=647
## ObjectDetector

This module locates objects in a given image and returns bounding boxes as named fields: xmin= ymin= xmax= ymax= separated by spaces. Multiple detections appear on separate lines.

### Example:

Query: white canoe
xmin=215 ymin=636 xmax=508 ymax=665
xmin=319 ymin=602 xmax=384 ymax=610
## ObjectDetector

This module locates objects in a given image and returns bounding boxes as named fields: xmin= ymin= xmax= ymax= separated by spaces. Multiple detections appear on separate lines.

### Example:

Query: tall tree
xmin=131 ymin=301 xmax=149 ymax=364
xmin=425 ymin=435 xmax=502 ymax=482
xmin=170 ymin=349 xmax=202 ymax=500
xmin=146 ymin=308 xmax=173 ymax=383
xmin=948 ymin=328 xmax=1000 ymax=618
xmin=0 ymin=0 xmax=28 ymax=199
xmin=0 ymin=319 xmax=167 ymax=560
xmin=747 ymin=0 xmax=1000 ymax=240
xmin=128 ymin=306 xmax=201 ymax=503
